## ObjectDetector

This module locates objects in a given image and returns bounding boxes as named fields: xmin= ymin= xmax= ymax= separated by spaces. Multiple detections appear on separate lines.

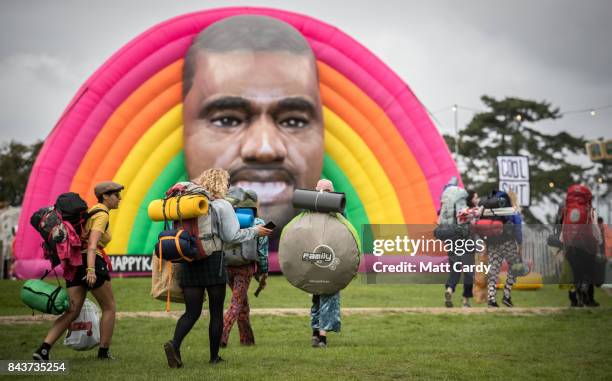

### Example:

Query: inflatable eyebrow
xmin=14 ymin=7 xmax=459 ymax=278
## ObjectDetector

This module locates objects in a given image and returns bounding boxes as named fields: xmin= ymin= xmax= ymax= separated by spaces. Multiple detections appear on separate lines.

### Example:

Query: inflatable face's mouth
xmin=233 ymin=181 xmax=292 ymax=204
xmin=231 ymin=167 xmax=296 ymax=204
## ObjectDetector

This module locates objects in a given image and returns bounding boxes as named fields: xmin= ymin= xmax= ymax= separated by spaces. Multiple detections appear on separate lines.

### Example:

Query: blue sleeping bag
xmin=235 ymin=208 xmax=255 ymax=228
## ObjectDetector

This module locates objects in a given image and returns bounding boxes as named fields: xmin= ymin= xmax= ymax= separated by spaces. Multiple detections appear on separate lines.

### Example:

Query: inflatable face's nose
xmin=240 ymin=115 xmax=287 ymax=163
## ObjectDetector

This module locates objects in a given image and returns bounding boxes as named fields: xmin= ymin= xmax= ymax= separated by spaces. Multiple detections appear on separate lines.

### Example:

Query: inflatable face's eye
xmin=211 ymin=116 xmax=242 ymax=128
xmin=279 ymin=117 xmax=308 ymax=128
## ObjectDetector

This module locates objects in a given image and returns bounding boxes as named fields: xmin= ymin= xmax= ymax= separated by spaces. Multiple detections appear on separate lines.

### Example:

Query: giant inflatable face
xmin=14 ymin=8 xmax=459 ymax=279
xmin=181 ymin=16 xmax=325 ymax=233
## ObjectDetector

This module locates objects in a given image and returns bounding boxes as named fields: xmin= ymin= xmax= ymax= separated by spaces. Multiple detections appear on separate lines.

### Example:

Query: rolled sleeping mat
xmin=292 ymin=189 xmax=346 ymax=213
xmin=21 ymin=279 xmax=69 ymax=315
xmin=235 ymin=208 xmax=255 ymax=228
xmin=279 ymin=212 xmax=360 ymax=295
xmin=481 ymin=207 xmax=517 ymax=217
xmin=148 ymin=196 xmax=209 ymax=221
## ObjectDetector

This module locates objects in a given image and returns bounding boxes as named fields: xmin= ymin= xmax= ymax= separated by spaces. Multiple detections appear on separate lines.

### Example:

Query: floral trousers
xmin=222 ymin=265 xmax=255 ymax=345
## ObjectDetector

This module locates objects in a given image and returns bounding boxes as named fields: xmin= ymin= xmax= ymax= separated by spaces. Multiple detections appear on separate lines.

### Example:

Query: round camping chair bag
xmin=279 ymin=212 xmax=360 ymax=295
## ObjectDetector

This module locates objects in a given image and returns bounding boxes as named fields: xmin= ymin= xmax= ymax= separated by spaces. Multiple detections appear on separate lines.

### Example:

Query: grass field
xmin=1 ymin=277 xmax=611 ymax=380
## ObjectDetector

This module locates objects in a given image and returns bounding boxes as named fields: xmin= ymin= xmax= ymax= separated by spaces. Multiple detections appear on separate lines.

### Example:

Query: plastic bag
xmin=63 ymin=298 xmax=100 ymax=351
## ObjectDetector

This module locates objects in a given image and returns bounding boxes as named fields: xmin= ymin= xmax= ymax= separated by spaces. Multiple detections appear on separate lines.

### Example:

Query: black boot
xmin=569 ymin=290 xmax=578 ymax=307
xmin=585 ymin=284 xmax=599 ymax=307
xmin=164 ymin=341 xmax=183 ymax=368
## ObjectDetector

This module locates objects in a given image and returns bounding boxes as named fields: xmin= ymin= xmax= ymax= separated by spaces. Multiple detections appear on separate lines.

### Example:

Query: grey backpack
xmin=224 ymin=238 xmax=259 ymax=267
xmin=197 ymin=206 xmax=223 ymax=256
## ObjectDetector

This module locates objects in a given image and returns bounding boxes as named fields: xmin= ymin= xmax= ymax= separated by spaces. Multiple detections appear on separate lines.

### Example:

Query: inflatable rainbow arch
xmin=14 ymin=7 xmax=459 ymax=278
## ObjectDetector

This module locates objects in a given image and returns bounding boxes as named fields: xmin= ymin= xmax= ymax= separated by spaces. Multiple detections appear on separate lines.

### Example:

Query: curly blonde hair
xmin=193 ymin=168 xmax=230 ymax=199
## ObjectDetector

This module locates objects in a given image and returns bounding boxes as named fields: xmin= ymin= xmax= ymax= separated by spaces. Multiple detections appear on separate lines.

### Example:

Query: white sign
xmin=497 ymin=156 xmax=529 ymax=181
xmin=499 ymin=181 xmax=530 ymax=206
xmin=497 ymin=156 xmax=530 ymax=206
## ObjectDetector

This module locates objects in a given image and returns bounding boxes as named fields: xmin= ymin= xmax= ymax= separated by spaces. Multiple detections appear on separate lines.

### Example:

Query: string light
xmin=431 ymin=103 xmax=612 ymax=117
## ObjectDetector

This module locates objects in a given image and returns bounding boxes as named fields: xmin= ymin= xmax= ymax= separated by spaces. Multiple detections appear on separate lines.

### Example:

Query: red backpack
xmin=561 ymin=184 xmax=596 ymax=250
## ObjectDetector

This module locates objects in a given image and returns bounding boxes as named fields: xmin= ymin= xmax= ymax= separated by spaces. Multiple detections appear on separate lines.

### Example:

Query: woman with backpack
xmin=164 ymin=168 xmax=272 ymax=368
xmin=483 ymin=190 xmax=523 ymax=308
xmin=220 ymin=188 xmax=270 ymax=347
xmin=33 ymin=181 xmax=124 ymax=361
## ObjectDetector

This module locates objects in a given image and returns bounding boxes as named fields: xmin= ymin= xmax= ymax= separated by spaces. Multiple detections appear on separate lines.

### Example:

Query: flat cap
xmin=94 ymin=181 xmax=124 ymax=199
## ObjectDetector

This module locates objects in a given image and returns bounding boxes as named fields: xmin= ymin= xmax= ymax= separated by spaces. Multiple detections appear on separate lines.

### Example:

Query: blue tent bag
xmin=154 ymin=229 xmax=199 ymax=263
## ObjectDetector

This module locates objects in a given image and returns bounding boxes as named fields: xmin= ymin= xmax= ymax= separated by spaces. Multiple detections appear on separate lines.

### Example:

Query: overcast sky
xmin=1 ymin=0 xmax=610 ymax=145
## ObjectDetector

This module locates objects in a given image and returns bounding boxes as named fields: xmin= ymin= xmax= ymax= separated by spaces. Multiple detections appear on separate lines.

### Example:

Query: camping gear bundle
xmin=149 ymin=182 xmax=218 ymax=264
xmin=148 ymin=182 xmax=214 ymax=309
xmin=471 ymin=195 xmax=513 ymax=238
xmin=279 ymin=189 xmax=360 ymax=295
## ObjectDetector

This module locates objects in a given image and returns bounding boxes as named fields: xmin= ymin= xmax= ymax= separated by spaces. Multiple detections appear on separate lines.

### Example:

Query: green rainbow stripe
xmin=127 ymin=152 xmax=188 ymax=254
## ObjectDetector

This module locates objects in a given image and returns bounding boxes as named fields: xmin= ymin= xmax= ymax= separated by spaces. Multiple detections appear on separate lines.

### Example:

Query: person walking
xmin=164 ymin=169 xmax=272 ymax=368
xmin=485 ymin=190 xmax=523 ymax=308
xmin=310 ymin=179 xmax=342 ymax=348
xmin=33 ymin=181 xmax=124 ymax=361
xmin=221 ymin=188 xmax=269 ymax=347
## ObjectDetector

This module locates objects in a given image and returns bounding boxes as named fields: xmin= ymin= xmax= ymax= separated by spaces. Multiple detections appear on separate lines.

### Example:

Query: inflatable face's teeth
xmin=234 ymin=181 xmax=289 ymax=203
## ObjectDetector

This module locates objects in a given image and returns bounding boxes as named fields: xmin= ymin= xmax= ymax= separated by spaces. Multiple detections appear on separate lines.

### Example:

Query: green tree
xmin=456 ymin=96 xmax=590 ymax=223
xmin=0 ymin=140 xmax=43 ymax=206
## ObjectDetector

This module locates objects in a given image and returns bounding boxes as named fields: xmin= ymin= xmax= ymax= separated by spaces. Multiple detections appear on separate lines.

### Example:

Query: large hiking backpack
xmin=152 ymin=182 xmax=222 ymax=263
xmin=30 ymin=192 xmax=93 ymax=270
xmin=223 ymin=188 xmax=260 ymax=266
xmin=224 ymin=208 xmax=260 ymax=267
xmin=561 ymin=184 xmax=596 ymax=250
xmin=434 ymin=186 xmax=469 ymax=241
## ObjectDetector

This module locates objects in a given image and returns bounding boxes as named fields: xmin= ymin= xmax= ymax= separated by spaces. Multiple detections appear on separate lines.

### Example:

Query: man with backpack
xmin=561 ymin=184 xmax=602 ymax=307
xmin=437 ymin=185 xmax=475 ymax=308
xmin=33 ymin=181 xmax=123 ymax=361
